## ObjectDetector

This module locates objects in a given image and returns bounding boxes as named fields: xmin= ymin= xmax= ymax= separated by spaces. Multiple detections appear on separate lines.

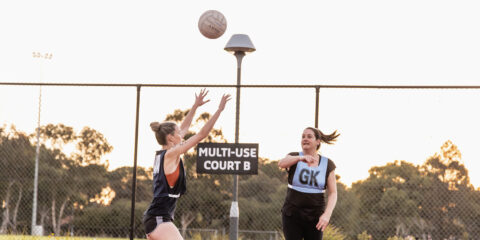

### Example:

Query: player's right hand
xmin=218 ymin=94 xmax=231 ymax=111
xmin=300 ymin=155 xmax=315 ymax=164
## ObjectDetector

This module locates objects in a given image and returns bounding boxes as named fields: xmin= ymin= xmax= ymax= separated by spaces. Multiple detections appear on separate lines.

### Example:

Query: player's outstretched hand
xmin=218 ymin=94 xmax=231 ymax=111
xmin=194 ymin=88 xmax=210 ymax=107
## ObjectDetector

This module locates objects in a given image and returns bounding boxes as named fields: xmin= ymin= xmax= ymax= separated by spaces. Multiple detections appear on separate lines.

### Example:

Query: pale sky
xmin=1 ymin=0 xmax=480 ymax=188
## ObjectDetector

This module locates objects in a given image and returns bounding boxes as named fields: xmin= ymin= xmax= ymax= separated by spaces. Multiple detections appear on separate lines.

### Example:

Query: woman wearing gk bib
xmin=278 ymin=127 xmax=339 ymax=240
xmin=143 ymin=89 xmax=231 ymax=240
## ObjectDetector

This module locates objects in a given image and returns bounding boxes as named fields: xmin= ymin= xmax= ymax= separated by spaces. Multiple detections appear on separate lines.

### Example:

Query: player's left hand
xmin=195 ymin=88 xmax=210 ymax=107
xmin=316 ymin=213 xmax=330 ymax=231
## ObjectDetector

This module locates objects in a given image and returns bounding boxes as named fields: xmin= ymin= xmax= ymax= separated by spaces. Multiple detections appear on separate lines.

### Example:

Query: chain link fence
xmin=1 ymin=84 xmax=480 ymax=240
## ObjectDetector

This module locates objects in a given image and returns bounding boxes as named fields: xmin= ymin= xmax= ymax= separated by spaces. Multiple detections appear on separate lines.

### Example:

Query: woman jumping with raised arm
xmin=143 ymin=89 xmax=231 ymax=240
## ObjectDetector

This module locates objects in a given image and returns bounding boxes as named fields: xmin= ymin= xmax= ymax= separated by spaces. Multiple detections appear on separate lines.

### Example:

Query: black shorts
xmin=282 ymin=213 xmax=323 ymax=240
xmin=143 ymin=213 xmax=173 ymax=235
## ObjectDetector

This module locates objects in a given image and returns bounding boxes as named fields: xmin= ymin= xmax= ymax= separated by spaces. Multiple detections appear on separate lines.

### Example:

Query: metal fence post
xmin=129 ymin=85 xmax=141 ymax=240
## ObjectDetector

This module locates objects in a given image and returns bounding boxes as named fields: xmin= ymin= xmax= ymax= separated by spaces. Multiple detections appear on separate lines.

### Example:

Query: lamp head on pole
xmin=224 ymin=34 xmax=256 ymax=54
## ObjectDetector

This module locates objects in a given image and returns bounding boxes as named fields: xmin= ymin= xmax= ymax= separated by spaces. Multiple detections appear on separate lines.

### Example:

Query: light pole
xmin=224 ymin=34 xmax=255 ymax=240
xmin=31 ymin=51 xmax=52 ymax=236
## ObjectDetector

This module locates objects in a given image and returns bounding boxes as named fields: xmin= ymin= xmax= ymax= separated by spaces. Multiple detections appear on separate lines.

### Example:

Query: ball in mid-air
xmin=198 ymin=10 xmax=227 ymax=39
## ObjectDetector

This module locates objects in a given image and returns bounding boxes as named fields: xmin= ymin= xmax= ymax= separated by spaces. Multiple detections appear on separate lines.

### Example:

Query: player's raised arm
xmin=179 ymin=89 xmax=210 ymax=138
xmin=167 ymin=94 xmax=231 ymax=159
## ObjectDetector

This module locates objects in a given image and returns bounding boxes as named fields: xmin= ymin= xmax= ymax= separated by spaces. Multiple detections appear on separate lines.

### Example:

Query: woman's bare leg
xmin=147 ymin=222 xmax=183 ymax=240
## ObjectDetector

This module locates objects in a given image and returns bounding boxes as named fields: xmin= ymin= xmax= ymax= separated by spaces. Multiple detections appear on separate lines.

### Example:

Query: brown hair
xmin=305 ymin=127 xmax=340 ymax=150
xmin=150 ymin=122 xmax=177 ymax=145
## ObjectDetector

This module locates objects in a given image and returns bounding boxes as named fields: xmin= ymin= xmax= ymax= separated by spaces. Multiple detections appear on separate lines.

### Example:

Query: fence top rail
xmin=238 ymin=230 xmax=280 ymax=234
xmin=1 ymin=82 xmax=480 ymax=89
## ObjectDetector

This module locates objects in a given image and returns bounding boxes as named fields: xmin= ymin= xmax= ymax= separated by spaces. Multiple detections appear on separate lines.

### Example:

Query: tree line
xmin=1 ymin=110 xmax=479 ymax=240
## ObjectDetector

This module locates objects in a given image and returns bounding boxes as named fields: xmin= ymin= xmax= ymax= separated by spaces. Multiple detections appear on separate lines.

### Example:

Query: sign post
xmin=196 ymin=143 xmax=258 ymax=175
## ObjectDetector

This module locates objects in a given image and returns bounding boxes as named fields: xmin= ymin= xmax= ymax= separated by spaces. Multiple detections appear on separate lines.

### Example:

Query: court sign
xmin=196 ymin=143 xmax=258 ymax=174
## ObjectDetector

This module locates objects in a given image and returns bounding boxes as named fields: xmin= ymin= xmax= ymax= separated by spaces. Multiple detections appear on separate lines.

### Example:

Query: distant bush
xmin=324 ymin=225 xmax=346 ymax=240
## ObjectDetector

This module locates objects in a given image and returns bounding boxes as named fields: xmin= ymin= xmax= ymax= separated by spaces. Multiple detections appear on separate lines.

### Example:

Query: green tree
xmin=350 ymin=140 xmax=479 ymax=239
xmin=238 ymin=168 xmax=285 ymax=231
xmin=0 ymin=126 xmax=35 ymax=234
xmin=74 ymin=127 xmax=113 ymax=165
xmin=37 ymin=123 xmax=75 ymax=149
xmin=34 ymin=124 xmax=111 ymax=235
xmin=34 ymin=146 xmax=71 ymax=231
xmin=420 ymin=140 xmax=476 ymax=239
xmin=323 ymin=225 xmax=347 ymax=240
xmin=108 ymin=166 xmax=153 ymax=204
xmin=356 ymin=231 xmax=372 ymax=240
xmin=74 ymin=199 xmax=149 ymax=237
xmin=330 ymin=176 xmax=360 ymax=239
xmin=352 ymin=160 xmax=426 ymax=239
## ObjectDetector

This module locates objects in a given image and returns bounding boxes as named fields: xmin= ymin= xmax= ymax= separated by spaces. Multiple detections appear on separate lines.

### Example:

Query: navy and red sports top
xmin=145 ymin=150 xmax=186 ymax=219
